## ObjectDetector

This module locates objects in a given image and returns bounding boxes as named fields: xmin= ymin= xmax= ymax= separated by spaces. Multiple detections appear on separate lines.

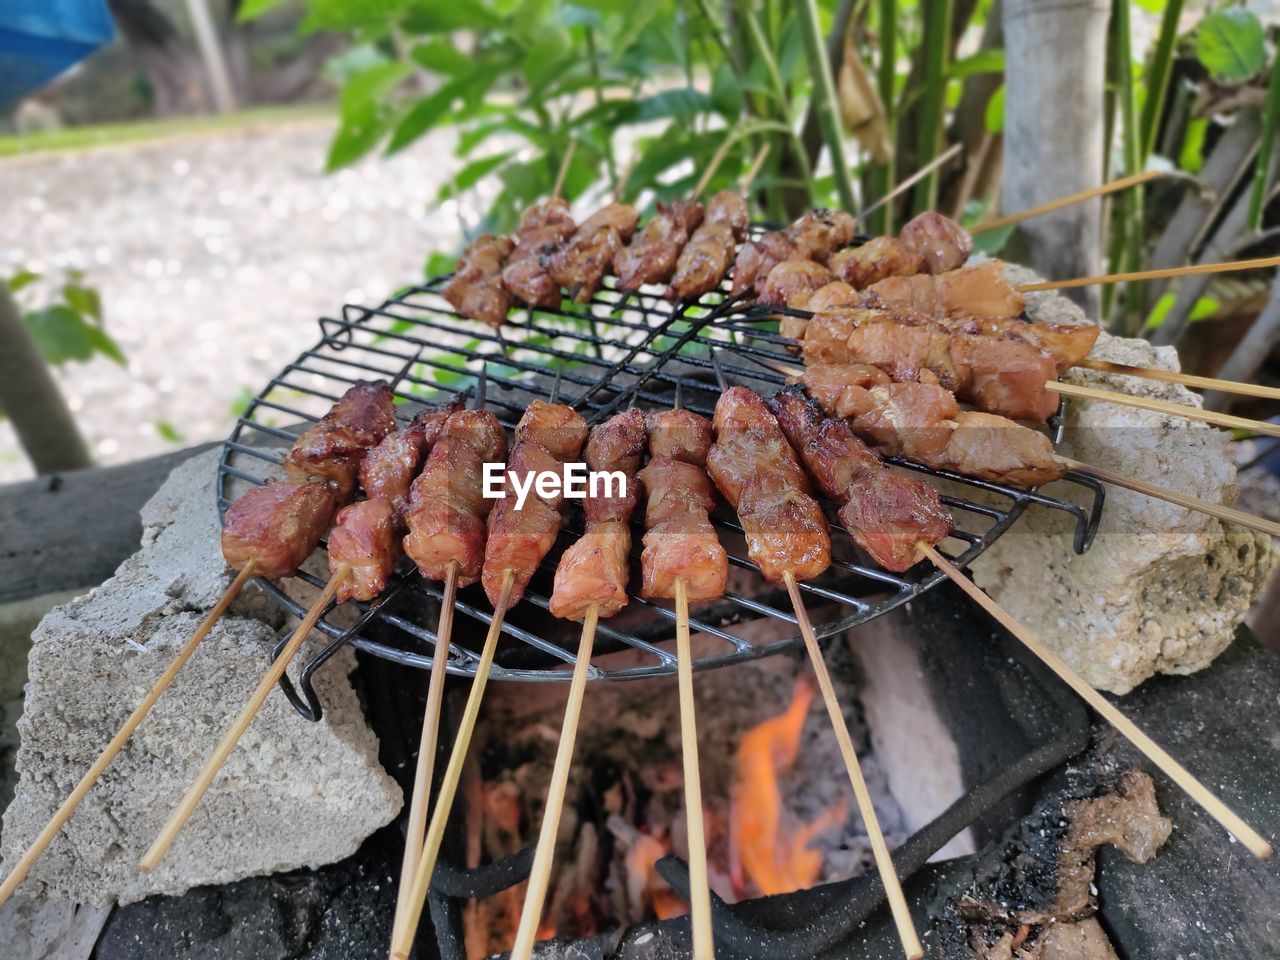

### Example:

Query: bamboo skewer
xmin=1056 ymin=457 xmax=1280 ymax=537
xmin=1047 ymin=381 xmax=1280 ymax=439
xmin=0 ymin=561 xmax=259 ymax=904
xmin=552 ymin=140 xmax=577 ymax=200
xmin=917 ymin=542 xmax=1273 ymax=860
xmin=973 ymin=170 xmax=1161 ymax=235
xmin=693 ymin=134 xmax=739 ymax=200
xmin=674 ymin=576 xmax=715 ymax=960
xmin=740 ymin=144 xmax=772 ymax=193
xmin=390 ymin=569 xmax=516 ymax=960
xmin=391 ymin=560 xmax=461 ymax=936
xmin=859 ymin=143 xmax=964 ymax=221
xmin=510 ymin=603 xmax=600 ymax=960
xmin=1073 ymin=358 xmax=1280 ymax=401
xmin=1017 ymin=254 xmax=1280 ymax=292
xmin=782 ymin=572 xmax=923 ymax=959
xmin=141 ymin=564 xmax=350 ymax=872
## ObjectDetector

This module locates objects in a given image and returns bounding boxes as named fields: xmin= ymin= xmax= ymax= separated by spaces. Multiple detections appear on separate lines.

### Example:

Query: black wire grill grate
xmin=217 ymin=264 xmax=1105 ymax=719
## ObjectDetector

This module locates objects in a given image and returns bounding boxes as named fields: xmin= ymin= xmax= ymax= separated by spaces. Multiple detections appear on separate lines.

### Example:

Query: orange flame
xmin=732 ymin=676 xmax=847 ymax=896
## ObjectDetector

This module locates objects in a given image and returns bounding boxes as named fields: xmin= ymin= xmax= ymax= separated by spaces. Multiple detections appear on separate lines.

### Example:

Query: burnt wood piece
xmin=0 ymin=445 xmax=215 ymax=605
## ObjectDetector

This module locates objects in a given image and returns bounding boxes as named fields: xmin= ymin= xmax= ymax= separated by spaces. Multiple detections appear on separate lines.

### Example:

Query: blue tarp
xmin=0 ymin=0 xmax=115 ymax=108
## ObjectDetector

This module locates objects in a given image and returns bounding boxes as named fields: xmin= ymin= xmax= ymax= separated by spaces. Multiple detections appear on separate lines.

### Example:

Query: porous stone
xmin=0 ymin=450 xmax=401 ymax=904
xmin=969 ymin=264 xmax=1275 ymax=693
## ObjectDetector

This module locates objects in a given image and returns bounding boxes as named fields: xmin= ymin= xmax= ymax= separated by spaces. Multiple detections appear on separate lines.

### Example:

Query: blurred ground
xmin=0 ymin=115 xmax=482 ymax=483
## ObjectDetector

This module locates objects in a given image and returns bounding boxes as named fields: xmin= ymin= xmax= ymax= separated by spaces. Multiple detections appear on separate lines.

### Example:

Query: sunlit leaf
xmin=410 ymin=39 xmax=474 ymax=76
xmin=984 ymin=83 xmax=1005 ymax=134
xmin=63 ymin=282 xmax=102 ymax=321
xmin=155 ymin=420 xmax=184 ymax=443
xmin=947 ymin=48 xmax=1004 ymax=79
xmin=6 ymin=269 xmax=38 ymax=293
xmin=326 ymin=61 xmax=411 ymax=170
xmin=24 ymin=306 xmax=123 ymax=366
xmin=424 ymin=250 xmax=458 ymax=278
xmin=1196 ymin=10 xmax=1265 ymax=83
xmin=437 ymin=151 xmax=514 ymax=201
xmin=1178 ymin=116 xmax=1208 ymax=173
xmin=236 ymin=0 xmax=284 ymax=21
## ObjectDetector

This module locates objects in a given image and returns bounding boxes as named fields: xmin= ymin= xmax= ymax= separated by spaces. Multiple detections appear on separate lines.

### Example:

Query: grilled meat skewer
xmin=614 ymin=199 xmax=705 ymax=292
xmin=768 ymin=385 xmax=955 ymax=572
xmin=442 ymin=234 xmax=516 ymax=328
xmin=705 ymin=387 xmax=830 ymax=582
xmin=221 ymin=480 xmax=339 ymax=581
xmin=482 ymin=399 xmax=589 ymax=608
xmin=282 ymin=380 xmax=398 ymax=500
xmin=501 ymin=198 xmax=578 ymax=308
xmin=549 ymin=408 xmax=647 ymax=620
xmin=668 ymin=190 xmax=750 ymax=301
xmin=732 ymin=208 xmax=857 ymax=297
xmin=549 ymin=202 xmax=640 ymax=302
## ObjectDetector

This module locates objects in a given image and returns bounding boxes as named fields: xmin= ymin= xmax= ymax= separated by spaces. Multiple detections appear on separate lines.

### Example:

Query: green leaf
xmin=386 ymin=75 xmax=474 ymax=154
xmin=971 ymin=223 xmax=1015 ymax=255
xmin=1195 ymin=10 xmax=1265 ymax=83
xmin=155 ymin=420 xmax=184 ymax=443
xmin=7 ymin=269 xmax=39 ymax=293
xmin=410 ymin=39 xmax=474 ymax=77
xmin=424 ymin=250 xmax=458 ymax=277
xmin=1178 ymin=116 xmax=1208 ymax=173
xmin=947 ymin=48 xmax=1004 ymax=79
xmin=85 ymin=325 xmax=127 ymax=366
xmin=63 ymin=282 xmax=102 ymax=321
xmin=710 ymin=61 xmax=742 ymax=117
xmin=984 ymin=83 xmax=1005 ymax=134
xmin=23 ymin=306 xmax=112 ymax=365
xmin=325 ymin=61 xmax=412 ymax=171
xmin=632 ymin=89 xmax=715 ymax=125
xmin=302 ymin=0 xmax=412 ymax=32
xmin=236 ymin=0 xmax=284 ymax=22
xmin=1143 ymin=292 xmax=1221 ymax=329
xmin=437 ymin=151 xmax=513 ymax=201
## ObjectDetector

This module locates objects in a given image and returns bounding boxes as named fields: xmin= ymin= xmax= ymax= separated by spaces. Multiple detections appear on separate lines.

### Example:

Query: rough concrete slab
xmin=0 ymin=450 xmax=401 ymax=904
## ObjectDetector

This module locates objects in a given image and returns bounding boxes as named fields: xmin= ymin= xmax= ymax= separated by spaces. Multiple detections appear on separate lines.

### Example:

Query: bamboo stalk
xmin=1017 ymin=255 xmax=1280 ymax=292
xmin=910 ymin=0 xmax=952 ymax=212
xmin=783 ymin=572 xmax=922 ymax=959
xmin=1074 ymin=358 xmax=1280 ymax=401
xmin=675 ymin=577 xmax=715 ymax=960
xmin=796 ymin=0 xmax=858 ymax=213
xmin=1046 ymin=380 xmax=1280 ymax=439
xmin=510 ymin=604 xmax=599 ymax=960
xmin=918 ymin=543 xmax=1272 ymax=860
xmin=973 ymin=170 xmax=1161 ymax=234
xmin=860 ymin=144 xmax=964 ymax=221
xmin=390 ymin=569 xmax=516 ymax=960
xmin=0 ymin=561 xmax=258 ymax=904
xmin=141 ymin=566 xmax=348 ymax=872
xmin=391 ymin=560 xmax=460 ymax=935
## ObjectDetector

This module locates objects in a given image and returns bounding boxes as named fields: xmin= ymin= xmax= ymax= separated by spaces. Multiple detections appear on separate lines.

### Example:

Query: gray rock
xmin=0 ymin=450 xmax=402 ymax=904
xmin=968 ymin=264 xmax=1275 ymax=693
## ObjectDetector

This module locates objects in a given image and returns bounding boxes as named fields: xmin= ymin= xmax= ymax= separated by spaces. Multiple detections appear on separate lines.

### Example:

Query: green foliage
xmin=1195 ymin=9 xmax=1265 ymax=84
xmin=7 ymin=270 xmax=124 ymax=368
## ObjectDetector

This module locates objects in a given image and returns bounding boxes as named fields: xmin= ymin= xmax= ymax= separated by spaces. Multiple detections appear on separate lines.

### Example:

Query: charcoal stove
xmin=215 ymin=262 xmax=1105 ymax=718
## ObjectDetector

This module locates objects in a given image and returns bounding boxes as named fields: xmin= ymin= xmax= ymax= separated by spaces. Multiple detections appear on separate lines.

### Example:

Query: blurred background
xmin=1 ymin=0 xmax=1278 ymax=485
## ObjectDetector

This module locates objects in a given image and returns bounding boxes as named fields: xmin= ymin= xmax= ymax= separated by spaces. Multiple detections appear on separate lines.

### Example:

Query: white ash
xmin=0 ymin=450 xmax=402 ymax=904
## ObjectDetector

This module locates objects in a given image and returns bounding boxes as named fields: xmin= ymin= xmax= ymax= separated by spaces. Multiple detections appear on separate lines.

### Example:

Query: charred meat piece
xmin=283 ymin=380 xmax=398 ymax=500
xmin=327 ymin=498 xmax=400 ymax=602
xmin=768 ymin=385 xmax=952 ymax=572
xmin=786 ymin=208 xmax=858 ymax=262
xmin=550 ymin=202 xmax=640 ymax=302
xmin=865 ymin=262 xmax=1026 ymax=322
xmin=442 ymin=234 xmax=515 ymax=327
xmin=403 ymin=409 xmax=508 ymax=586
xmin=898 ymin=210 xmax=972 ymax=273
xmin=781 ymin=280 xmax=862 ymax=342
xmin=501 ymin=197 xmax=577 ymax=308
xmin=669 ymin=191 xmax=750 ymax=300
xmin=221 ymin=479 xmax=338 ymax=581
xmin=549 ymin=408 xmax=648 ymax=620
xmin=482 ymin=402 xmax=588 ymax=608
xmin=731 ymin=232 xmax=800 ymax=296
xmin=637 ymin=412 xmax=728 ymax=602
xmin=707 ymin=387 xmax=829 ymax=583
xmin=757 ymin=259 xmax=836 ymax=308
xmin=828 ymin=236 xmax=924 ymax=289
xmin=614 ymin=199 xmax=704 ymax=292
xmin=359 ymin=397 xmax=464 ymax=523
xmin=733 ymin=209 xmax=856 ymax=298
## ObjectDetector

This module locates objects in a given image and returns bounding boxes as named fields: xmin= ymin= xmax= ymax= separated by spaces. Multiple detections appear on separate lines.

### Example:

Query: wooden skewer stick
xmin=1073 ymin=358 xmax=1280 ymax=402
xmin=693 ymin=133 xmax=738 ymax=201
xmin=739 ymin=143 xmax=772 ymax=193
xmin=674 ymin=577 xmax=715 ymax=960
xmin=782 ymin=571 xmax=923 ymax=960
xmin=141 ymin=565 xmax=349 ymax=872
xmin=552 ymin=140 xmax=577 ymax=200
xmin=1056 ymin=456 xmax=1280 ymax=537
xmin=0 ymin=561 xmax=258 ymax=905
xmin=918 ymin=542 xmax=1272 ymax=860
xmin=973 ymin=170 xmax=1161 ymax=235
xmin=1047 ymin=381 xmax=1280 ymax=439
xmin=859 ymin=143 xmax=964 ymax=221
xmin=391 ymin=560 xmax=461 ymax=936
xmin=1018 ymin=254 xmax=1280 ymax=293
xmin=510 ymin=603 xmax=600 ymax=960
xmin=390 ymin=569 xmax=516 ymax=960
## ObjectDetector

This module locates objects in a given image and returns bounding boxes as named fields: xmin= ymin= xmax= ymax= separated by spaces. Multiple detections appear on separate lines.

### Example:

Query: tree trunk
xmin=108 ymin=0 xmax=210 ymax=116
xmin=0 ymin=286 xmax=92 ymax=474
xmin=1002 ymin=0 xmax=1110 ymax=319
xmin=940 ymin=0 xmax=1004 ymax=217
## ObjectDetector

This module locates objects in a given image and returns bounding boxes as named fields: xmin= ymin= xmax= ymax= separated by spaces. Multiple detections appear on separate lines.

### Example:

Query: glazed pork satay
xmin=482 ymin=399 xmax=589 ymax=608
xmin=732 ymin=208 xmax=857 ymax=297
xmin=705 ymin=387 xmax=830 ymax=583
xmin=767 ymin=385 xmax=955 ymax=571
xmin=282 ymin=380 xmax=398 ymax=501
xmin=757 ymin=258 xmax=836 ymax=308
xmin=403 ymin=407 xmax=509 ymax=587
xmin=614 ymin=199 xmax=705 ymax=293
xmin=548 ymin=408 xmax=647 ymax=620
xmin=359 ymin=396 xmax=466 ymax=524
xmin=828 ymin=235 xmax=924 ymax=290
xmin=668 ymin=189 xmax=751 ymax=301
xmin=442 ymin=233 xmax=516 ymax=328
xmin=501 ymin=197 xmax=578 ymax=308
xmin=549 ymin=202 xmax=640 ymax=302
